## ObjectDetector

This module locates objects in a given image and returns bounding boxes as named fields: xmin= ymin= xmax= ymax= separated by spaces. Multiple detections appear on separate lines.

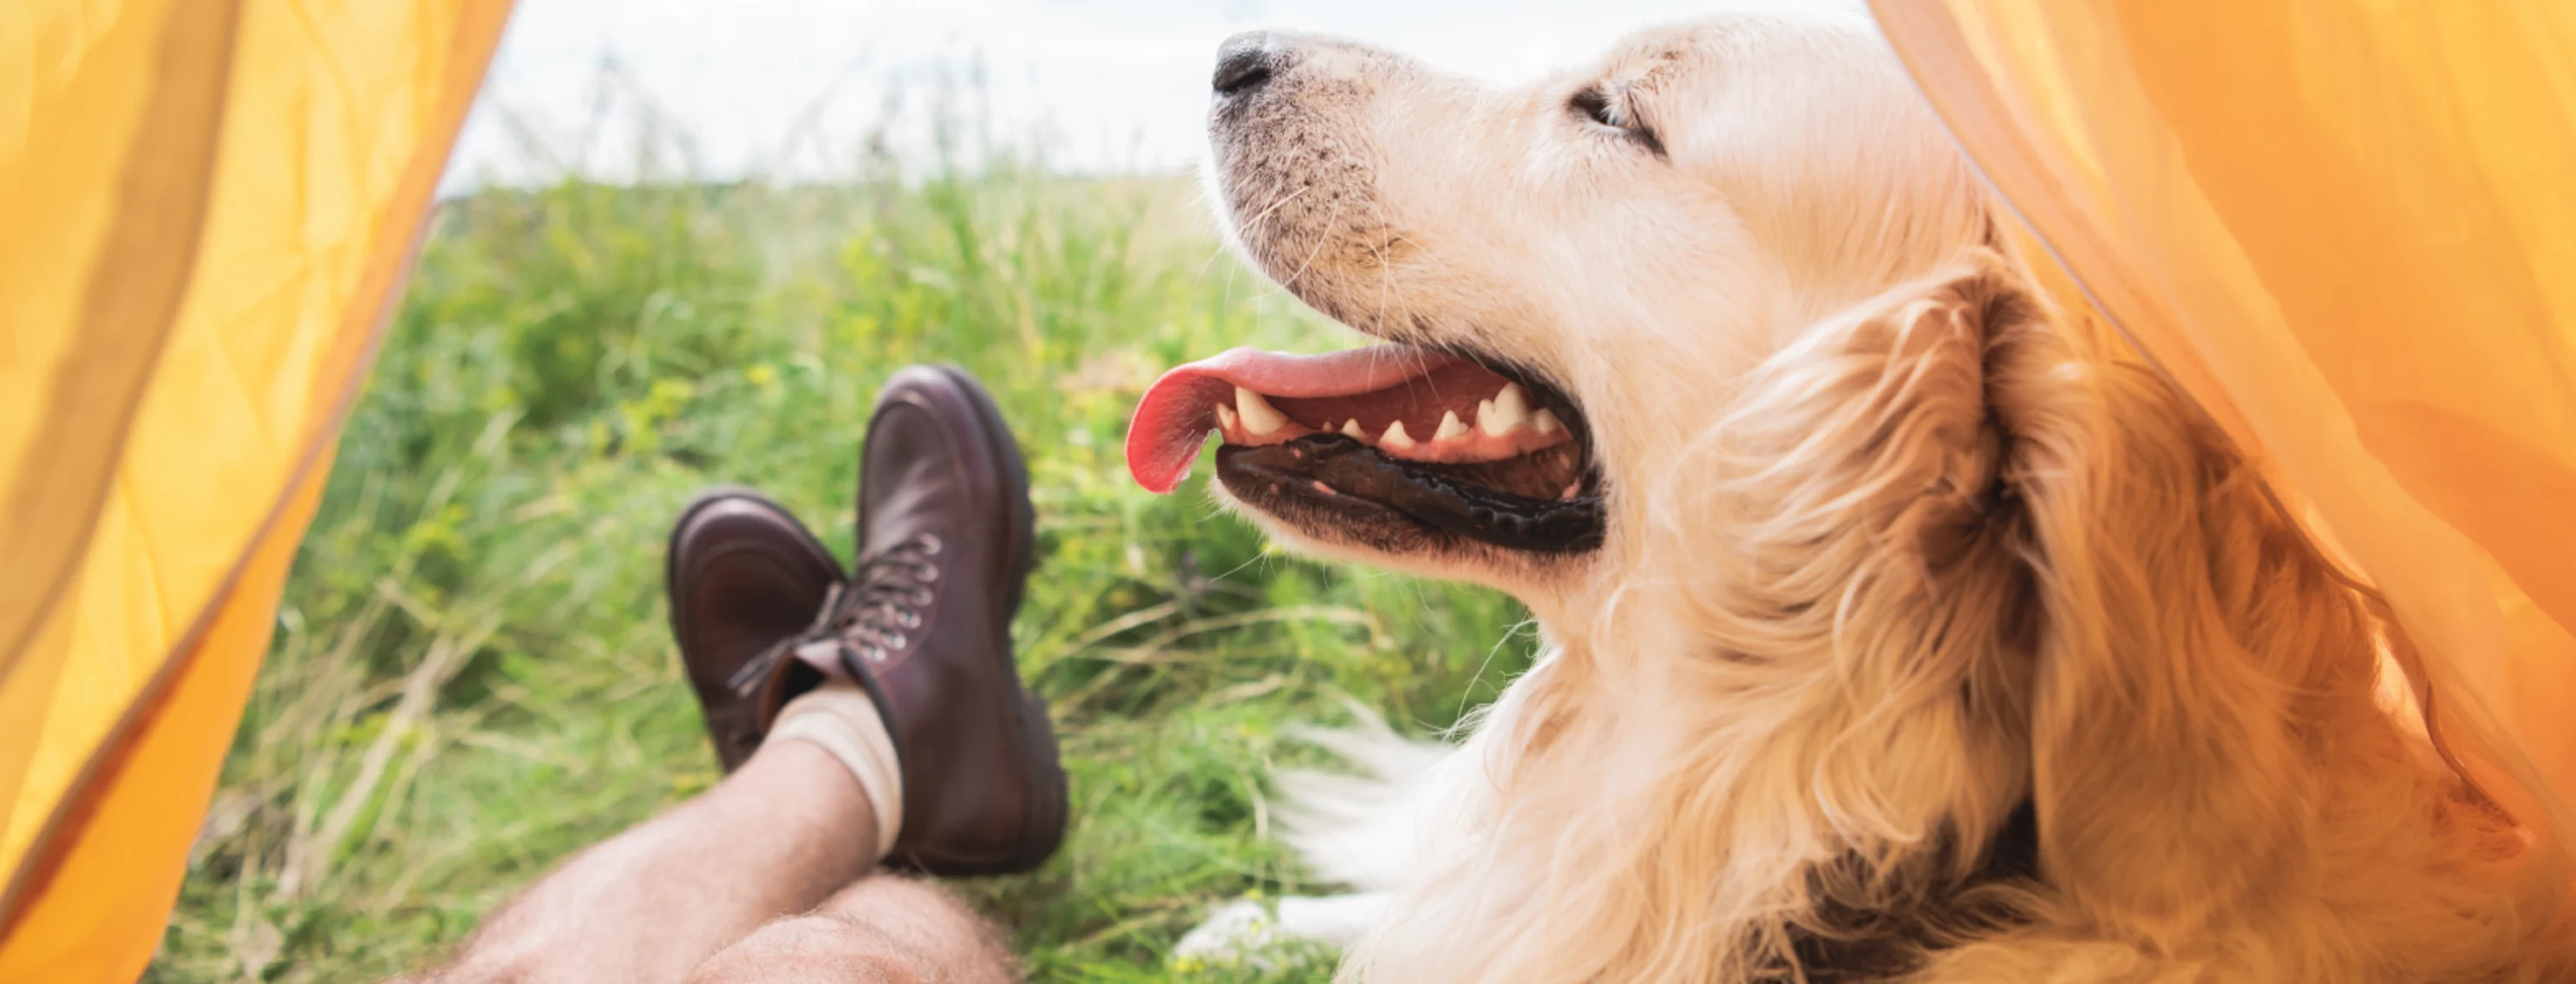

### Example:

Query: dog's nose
xmin=1213 ymin=31 xmax=1279 ymax=95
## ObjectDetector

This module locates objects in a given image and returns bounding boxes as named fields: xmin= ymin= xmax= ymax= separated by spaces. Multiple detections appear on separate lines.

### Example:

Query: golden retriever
xmin=1125 ymin=5 xmax=2576 ymax=981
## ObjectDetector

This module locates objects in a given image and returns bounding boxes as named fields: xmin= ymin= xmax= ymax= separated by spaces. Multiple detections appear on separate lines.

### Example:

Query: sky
xmin=440 ymin=0 xmax=1762 ymax=189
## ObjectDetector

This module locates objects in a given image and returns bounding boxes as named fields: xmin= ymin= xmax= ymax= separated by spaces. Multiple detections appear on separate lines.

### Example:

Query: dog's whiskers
xmin=1274 ymin=196 xmax=1344 ymax=295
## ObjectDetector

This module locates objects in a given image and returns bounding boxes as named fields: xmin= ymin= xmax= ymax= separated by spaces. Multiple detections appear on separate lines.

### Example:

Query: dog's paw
xmin=1175 ymin=898 xmax=1285 ymax=963
xmin=1173 ymin=893 xmax=1389 ymax=971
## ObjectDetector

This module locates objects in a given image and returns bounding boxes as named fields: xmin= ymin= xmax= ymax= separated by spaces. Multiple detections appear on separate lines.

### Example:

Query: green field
xmin=146 ymin=161 xmax=1536 ymax=982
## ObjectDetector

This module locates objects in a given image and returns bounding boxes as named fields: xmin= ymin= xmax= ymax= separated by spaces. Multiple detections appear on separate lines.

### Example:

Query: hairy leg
xmin=683 ymin=876 xmax=1018 ymax=984
xmin=405 ymin=740 xmax=878 ymax=984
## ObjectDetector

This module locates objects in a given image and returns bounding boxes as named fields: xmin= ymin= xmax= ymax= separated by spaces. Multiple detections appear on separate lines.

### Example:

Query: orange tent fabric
xmin=1870 ymin=0 xmax=2576 ymax=862
xmin=0 ymin=2 xmax=512 ymax=980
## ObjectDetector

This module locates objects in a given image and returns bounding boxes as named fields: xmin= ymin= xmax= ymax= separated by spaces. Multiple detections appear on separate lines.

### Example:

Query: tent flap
xmin=1871 ymin=0 xmax=2576 ymax=853
xmin=0 ymin=1 xmax=513 ymax=981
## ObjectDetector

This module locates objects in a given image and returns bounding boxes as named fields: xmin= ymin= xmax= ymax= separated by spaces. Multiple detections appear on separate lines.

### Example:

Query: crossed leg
xmin=413 ymin=368 xmax=1061 ymax=983
xmin=404 ymin=739 xmax=1013 ymax=984
xmin=684 ymin=876 xmax=1016 ymax=984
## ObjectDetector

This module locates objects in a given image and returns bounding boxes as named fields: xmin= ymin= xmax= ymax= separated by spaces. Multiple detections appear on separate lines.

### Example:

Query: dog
xmin=1124 ymin=5 xmax=2576 ymax=981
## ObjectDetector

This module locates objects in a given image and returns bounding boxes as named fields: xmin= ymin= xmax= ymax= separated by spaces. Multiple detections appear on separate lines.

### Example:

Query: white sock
xmin=766 ymin=679 xmax=904 ymax=859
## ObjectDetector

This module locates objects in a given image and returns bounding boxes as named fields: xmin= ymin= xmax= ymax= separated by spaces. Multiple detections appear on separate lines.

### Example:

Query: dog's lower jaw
xmin=1206 ymin=482 xmax=1593 ymax=600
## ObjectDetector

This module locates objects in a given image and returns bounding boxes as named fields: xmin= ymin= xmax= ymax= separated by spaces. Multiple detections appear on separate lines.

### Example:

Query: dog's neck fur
xmin=1783 ymin=797 xmax=2039 ymax=981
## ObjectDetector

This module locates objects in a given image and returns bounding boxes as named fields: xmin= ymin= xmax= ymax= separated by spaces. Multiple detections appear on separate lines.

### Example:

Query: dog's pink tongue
xmin=1126 ymin=346 xmax=1461 ymax=494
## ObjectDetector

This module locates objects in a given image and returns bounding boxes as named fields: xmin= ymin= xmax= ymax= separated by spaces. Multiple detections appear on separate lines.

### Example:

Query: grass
xmin=147 ymin=154 xmax=1537 ymax=982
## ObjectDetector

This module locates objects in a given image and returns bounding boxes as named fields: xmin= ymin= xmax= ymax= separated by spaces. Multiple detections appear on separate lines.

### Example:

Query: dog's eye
xmin=1572 ymin=87 xmax=1620 ymax=128
xmin=1569 ymin=86 xmax=1664 ymax=158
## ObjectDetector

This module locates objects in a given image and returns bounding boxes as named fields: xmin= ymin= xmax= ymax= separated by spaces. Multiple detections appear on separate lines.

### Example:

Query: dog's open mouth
xmin=1128 ymin=346 xmax=1604 ymax=554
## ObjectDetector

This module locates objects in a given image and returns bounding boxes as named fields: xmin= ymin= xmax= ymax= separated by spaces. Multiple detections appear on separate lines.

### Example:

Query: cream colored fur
xmin=1190 ymin=4 xmax=2576 ymax=981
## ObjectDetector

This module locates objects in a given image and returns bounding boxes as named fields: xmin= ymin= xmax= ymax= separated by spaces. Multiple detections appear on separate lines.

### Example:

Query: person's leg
xmin=403 ymin=365 xmax=1064 ymax=982
xmin=683 ymin=876 xmax=1017 ymax=984
xmin=403 ymin=738 xmax=876 ymax=984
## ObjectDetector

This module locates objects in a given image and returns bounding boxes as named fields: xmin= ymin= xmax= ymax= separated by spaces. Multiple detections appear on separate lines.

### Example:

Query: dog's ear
xmin=1664 ymin=251 xmax=2045 ymax=887
xmin=1670 ymin=248 xmax=2400 ymax=956
xmin=1704 ymin=248 xmax=2360 ymax=942
xmin=1973 ymin=254 xmax=2383 ymax=945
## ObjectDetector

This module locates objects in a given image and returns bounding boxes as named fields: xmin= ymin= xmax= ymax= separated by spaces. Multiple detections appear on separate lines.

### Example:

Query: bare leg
xmin=683 ymin=876 xmax=1017 ymax=984
xmin=408 ymin=740 xmax=878 ymax=984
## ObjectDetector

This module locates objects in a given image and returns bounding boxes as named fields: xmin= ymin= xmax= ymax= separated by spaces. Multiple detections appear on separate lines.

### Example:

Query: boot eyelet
xmin=864 ymin=646 xmax=886 ymax=663
xmin=919 ymin=565 xmax=939 ymax=583
xmin=888 ymin=633 xmax=910 ymax=650
xmin=899 ymin=612 xmax=921 ymax=628
xmin=918 ymin=533 xmax=943 ymax=555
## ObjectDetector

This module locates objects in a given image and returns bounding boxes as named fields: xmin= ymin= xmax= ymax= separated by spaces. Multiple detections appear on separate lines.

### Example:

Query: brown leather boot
xmin=665 ymin=488 xmax=846 ymax=773
xmin=765 ymin=364 xmax=1066 ymax=876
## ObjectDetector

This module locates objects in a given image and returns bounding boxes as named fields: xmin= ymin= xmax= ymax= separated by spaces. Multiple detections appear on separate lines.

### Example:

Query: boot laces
xmin=728 ymin=533 xmax=943 ymax=696
xmin=822 ymin=531 xmax=944 ymax=662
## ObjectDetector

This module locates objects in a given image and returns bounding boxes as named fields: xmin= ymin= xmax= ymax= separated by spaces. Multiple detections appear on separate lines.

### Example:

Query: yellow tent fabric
xmin=1869 ymin=0 xmax=2576 ymax=862
xmin=0 ymin=1 xmax=511 ymax=980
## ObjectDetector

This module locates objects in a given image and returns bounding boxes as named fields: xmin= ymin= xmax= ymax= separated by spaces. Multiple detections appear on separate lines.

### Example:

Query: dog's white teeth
xmin=1435 ymin=410 xmax=1469 ymax=441
xmin=1559 ymin=482 xmax=1581 ymax=501
xmin=1341 ymin=419 xmax=1367 ymax=441
xmin=1214 ymin=403 xmax=1239 ymax=434
xmin=1234 ymin=386 xmax=1289 ymax=436
xmin=1532 ymin=408 xmax=1566 ymax=436
xmin=1481 ymin=384 xmax=1530 ymax=436
xmin=1381 ymin=419 xmax=1417 ymax=450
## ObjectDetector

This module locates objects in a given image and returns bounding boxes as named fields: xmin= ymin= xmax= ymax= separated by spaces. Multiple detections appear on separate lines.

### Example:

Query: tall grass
xmin=148 ymin=154 xmax=1535 ymax=982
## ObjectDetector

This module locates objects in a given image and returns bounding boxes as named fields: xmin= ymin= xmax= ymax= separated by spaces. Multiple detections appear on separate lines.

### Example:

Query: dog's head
xmin=1128 ymin=7 xmax=1991 ymax=617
